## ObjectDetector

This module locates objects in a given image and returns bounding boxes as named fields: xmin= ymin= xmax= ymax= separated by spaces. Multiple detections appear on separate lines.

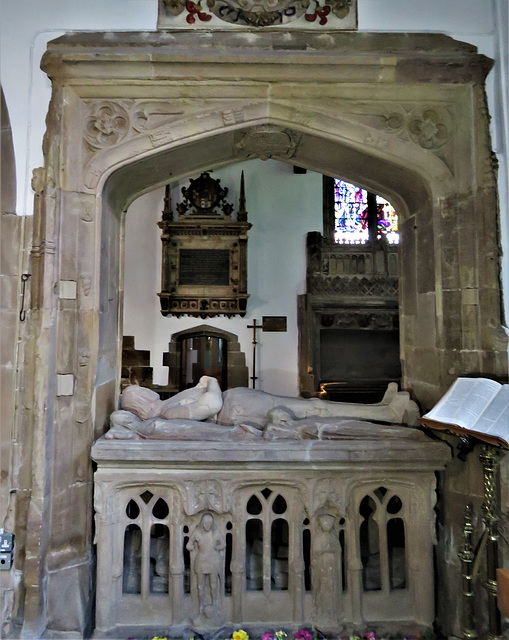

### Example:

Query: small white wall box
xmin=0 ymin=532 xmax=14 ymax=570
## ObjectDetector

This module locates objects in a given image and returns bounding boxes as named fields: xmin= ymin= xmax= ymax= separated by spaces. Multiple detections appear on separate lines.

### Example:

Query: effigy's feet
xmin=385 ymin=388 xmax=420 ymax=425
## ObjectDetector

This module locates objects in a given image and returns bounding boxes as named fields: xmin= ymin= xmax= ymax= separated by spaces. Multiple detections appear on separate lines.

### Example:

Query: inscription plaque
xmin=262 ymin=316 xmax=287 ymax=332
xmin=179 ymin=249 xmax=230 ymax=286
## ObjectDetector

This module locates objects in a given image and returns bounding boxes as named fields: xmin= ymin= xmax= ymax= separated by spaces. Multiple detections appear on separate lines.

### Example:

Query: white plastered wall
xmin=123 ymin=159 xmax=322 ymax=396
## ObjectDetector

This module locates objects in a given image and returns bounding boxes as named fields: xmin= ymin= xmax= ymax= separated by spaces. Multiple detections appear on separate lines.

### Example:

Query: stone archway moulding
xmin=15 ymin=30 xmax=507 ymax=637
xmin=164 ymin=324 xmax=249 ymax=390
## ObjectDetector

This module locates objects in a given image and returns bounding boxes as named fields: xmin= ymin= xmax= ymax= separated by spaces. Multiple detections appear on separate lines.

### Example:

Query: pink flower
xmin=263 ymin=633 xmax=273 ymax=640
xmin=295 ymin=630 xmax=313 ymax=640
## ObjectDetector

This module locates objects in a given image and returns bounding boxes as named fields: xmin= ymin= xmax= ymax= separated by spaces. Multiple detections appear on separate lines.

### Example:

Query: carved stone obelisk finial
xmin=237 ymin=171 xmax=247 ymax=223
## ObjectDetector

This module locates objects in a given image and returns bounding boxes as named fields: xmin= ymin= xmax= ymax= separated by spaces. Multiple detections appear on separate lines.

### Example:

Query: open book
xmin=419 ymin=377 xmax=509 ymax=449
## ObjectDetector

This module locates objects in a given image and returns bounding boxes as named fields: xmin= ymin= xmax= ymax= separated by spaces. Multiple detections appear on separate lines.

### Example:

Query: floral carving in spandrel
xmin=84 ymin=101 xmax=129 ymax=150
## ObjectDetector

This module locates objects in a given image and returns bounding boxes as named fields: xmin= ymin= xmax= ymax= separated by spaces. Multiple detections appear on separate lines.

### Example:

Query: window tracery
xmin=359 ymin=487 xmax=407 ymax=594
xmin=122 ymin=492 xmax=172 ymax=596
xmin=245 ymin=489 xmax=290 ymax=593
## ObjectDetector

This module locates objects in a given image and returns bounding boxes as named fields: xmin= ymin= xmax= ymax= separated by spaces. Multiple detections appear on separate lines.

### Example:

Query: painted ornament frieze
xmin=158 ymin=0 xmax=356 ymax=28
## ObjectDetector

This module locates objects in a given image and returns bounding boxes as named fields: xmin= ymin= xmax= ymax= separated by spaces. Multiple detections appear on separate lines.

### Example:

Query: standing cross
xmin=247 ymin=319 xmax=263 ymax=389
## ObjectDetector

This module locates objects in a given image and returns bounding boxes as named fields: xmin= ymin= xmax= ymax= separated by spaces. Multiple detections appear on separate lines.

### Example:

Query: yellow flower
xmin=232 ymin=630 xmax=249 ymax=640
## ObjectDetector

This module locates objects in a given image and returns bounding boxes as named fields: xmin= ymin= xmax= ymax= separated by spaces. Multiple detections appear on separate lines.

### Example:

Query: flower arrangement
xmin=127 ymin=629 xmax=436 ymax=640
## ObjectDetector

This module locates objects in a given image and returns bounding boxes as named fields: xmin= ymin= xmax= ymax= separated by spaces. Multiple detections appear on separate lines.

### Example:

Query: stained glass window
xmin=375 ymin=195 xmax=399 ymax=244
xmin=333 ymin=179 xmax=399 ymax=245
xmin=333 ymin=180 xmax=369 ymax=244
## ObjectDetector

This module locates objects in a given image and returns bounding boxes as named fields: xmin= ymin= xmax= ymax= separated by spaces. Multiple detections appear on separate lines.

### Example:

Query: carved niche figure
xmin=186 ymin=512 xmax=226 ymax=625
xmin=123 ymin=528 xmax=142 ymax=593
xmin=312 ymin=502 xmax=343 ymax=630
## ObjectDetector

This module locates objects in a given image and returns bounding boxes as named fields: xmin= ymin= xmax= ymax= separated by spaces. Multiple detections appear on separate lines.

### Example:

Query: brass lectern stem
xmin=480 ymin=446 xmax=502 ymax=640
xmin=459 ymin=504 xmax=477 ymax=639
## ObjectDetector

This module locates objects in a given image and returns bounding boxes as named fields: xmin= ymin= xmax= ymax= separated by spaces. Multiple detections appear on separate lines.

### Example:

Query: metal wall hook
xmin=19 ymin=273 xmax=31 ymax=321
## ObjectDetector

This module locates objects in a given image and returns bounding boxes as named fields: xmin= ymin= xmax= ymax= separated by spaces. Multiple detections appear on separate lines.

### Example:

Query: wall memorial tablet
xmin=158 ymin=172 xmax=251 ymax=317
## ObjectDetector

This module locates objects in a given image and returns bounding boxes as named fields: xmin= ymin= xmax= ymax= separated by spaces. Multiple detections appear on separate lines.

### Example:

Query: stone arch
xmin=163 ymin=324 xmax=249 ymax=390
xmin=0 ymin=85 xmax=20 ymax=533
xmin=16 ymin=31 xmax=507 ymax=637
xmin=1 ymin=86 xmax=16 ymax=213
xmin=86 ymin=101 xmax=448 ymax=214
xmin=97 ymin=123 xmax=435 ymax=416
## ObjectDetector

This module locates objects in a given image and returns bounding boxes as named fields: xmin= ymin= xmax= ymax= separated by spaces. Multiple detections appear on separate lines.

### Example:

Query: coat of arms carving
xmin=158 ymin=0 xmax=356 ymax=28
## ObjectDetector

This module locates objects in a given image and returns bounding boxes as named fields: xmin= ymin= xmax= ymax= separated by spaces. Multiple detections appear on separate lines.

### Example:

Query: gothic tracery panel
xmin=94 ymin=464 xmax=443 ymax=634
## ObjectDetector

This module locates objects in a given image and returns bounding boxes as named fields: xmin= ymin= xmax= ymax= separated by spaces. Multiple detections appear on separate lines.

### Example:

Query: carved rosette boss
xmin=408 ymin=106 xmax=451 ymax=150
xmin=84 ymin=101 xmax=130 ymax=150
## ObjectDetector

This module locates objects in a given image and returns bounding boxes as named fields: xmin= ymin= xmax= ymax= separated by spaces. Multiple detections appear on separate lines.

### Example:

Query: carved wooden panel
xmin=299 ymin=230 xmax=400 ymax=399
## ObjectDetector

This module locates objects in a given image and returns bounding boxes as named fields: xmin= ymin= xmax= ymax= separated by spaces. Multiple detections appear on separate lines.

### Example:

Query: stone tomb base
xmin=91 ymin=432 xmax=450 ymax=638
